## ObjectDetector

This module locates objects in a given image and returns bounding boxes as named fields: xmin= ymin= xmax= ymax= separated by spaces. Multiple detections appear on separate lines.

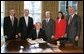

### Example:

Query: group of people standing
xmin=3 ymin=6 xmax=81 ymax=46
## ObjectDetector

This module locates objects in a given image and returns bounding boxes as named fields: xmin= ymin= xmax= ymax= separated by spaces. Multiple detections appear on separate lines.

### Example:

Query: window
xmin=24 ymin=1 xmax=42 ymax=24
xmin=59 ymin=1 xmax=78 ymax=15
xmin=1 ymin=1 xmax=5 ymax=41
xmin=59 ymin=1 xmax=67 ymax=14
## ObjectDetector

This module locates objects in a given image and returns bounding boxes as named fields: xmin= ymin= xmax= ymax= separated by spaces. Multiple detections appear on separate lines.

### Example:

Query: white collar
xmin=46 ymin=18 xmax=50 ymax=21
xmin=71 ymin=14 xmax=75 ymax=18
xmin=24 ymin=16 xmax=29 ymax=18
xmin=36 ymin=29 xmax=40 ymax=32
xmin=10 ymin=15 xmax=14 ymax=18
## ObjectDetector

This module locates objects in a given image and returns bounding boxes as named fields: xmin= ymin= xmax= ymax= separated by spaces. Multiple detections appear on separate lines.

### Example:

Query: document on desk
xmin=42 ymin=48 xmax=53 ymax=53
xmin=35 ymin=39 xmax=46 ymax=43
xmin=47 ymin=43 xmax=62 ymax=53
xmin=27 ymin=39 xmax=38 ymax=44
xmin=52 ymin=48 xmax=62 ymax=53
xmin=47 ymin=43 xmax=58 ymax=48
xmin=28 ymin=48 xmax=43 ymax=53
xmin=27 ymin=39 xmax=46 ymax=44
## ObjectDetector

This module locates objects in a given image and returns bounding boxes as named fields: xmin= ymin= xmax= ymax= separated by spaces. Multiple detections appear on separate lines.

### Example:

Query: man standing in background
xmin=42 ymin=11 xmax=54 ymax=42
xmin=3 ymin=9 xmax=18 ymax=41
xmin=18 ymin=9 xmax=34 ymax=39
xmin=67 ymin=6 xmax=81 ymax=46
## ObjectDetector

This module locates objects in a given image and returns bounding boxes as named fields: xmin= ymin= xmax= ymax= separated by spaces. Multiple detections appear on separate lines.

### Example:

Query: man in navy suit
xmin=67 ymin=6 xmax=81 ymax=46
xmin=3 ymin=9 xmax=18 ymax=41
xmin=18 ymin=9 xmax=34 ymax=39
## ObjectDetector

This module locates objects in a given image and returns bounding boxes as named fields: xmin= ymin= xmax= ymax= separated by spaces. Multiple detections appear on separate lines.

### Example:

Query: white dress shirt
xmin=68 ymin=14 xmax=75 ymax=24
xmin=46 ymin=18 xmax=50 ymax=23
xmin=10 ymin=15 xmax=14 ymax=26
xmin=24 ymin=16 xmax=28 ymax=26
xmin=71 ymin=14 xmax=75 ymax=19
xmin=36 ymin=30 xmax=40 ymax=38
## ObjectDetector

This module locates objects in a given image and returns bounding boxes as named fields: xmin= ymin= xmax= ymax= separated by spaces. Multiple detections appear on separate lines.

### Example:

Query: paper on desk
xmin=47 ymin=43 xmax=58 ymax=48
xmin=28 ymin=48 xmax=43 ymax=53
xmin=52 ymin=48 xmax=62 ymax=53
xmin=28 ymin=39 xmax=38 ymax=44
xmin=42 ymin=48 xmax=53 ymax=53
xmin=27 ymin=38 xmax=46 ymax=44
xmin=36 ymin=39 xmax=46 ymax=43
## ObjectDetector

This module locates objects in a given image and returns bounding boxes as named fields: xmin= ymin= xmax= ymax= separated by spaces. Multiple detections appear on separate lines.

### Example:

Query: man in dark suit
xmin=42 ymin=11 xmax=54 ymax=41
xmin=29 ymin=22 xmax=47 ymax=41
xmin=3 ymin=9 xmax=18 ymax=41
xmin=67 ymin=6 xmax=81 ymax=46
xmin=18 ymin=9 xmax=34 ymax=39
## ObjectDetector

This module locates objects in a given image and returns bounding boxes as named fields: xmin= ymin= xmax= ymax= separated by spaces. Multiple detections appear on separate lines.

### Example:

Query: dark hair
xmin=57 ymin=11 xmax=64 ymax=19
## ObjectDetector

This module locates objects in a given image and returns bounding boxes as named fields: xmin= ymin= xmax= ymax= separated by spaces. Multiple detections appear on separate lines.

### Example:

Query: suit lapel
xmin=23 ymin=17 xmax=26 ymax=27
xmin=28 ymin=17 xmax=30 ymax=27
xmin=24 ymin=17 xmax=29 ymax=27
xmin=35 ymin=29 xmax=41 ymax=38
xmin=45 ymin=19 xmax=50 ymax=25
xmin=70 ymin=14 xmax=76 ymax=24
xmin=13 ymin=17 xmax=16 ymax=26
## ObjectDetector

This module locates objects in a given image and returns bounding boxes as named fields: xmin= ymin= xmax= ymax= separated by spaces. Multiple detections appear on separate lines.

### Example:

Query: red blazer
xmin=54 ymin=18 xmax=67 ymax=40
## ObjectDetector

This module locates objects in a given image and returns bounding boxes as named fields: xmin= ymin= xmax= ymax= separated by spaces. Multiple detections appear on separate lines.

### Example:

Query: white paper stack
xmin=36 ymin=39 xmax=46 ymax=43
xmin=47 ymin=43 xmax=58 ymax=48
xmin=52 ymin=48 xmax=62 ymax=53
xmin=27 ymin=38 xmax=46 ymax=44
xmin=28 ymin=48 xmax=43 ymax=53
xmin=42 ymin=48 xmax=53 ymax=53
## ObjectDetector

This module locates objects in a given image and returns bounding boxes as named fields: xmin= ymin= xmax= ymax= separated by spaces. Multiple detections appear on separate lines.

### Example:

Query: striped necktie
xmin=68 ymin=16 xmax=72 ymax=25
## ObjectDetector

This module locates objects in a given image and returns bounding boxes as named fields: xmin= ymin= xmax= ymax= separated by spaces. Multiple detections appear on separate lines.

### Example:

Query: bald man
xmin=67 ymin=6 xmax=81 ymax=46
xmin=42 ymin=11 xmax=54 ymax=42
xmin=3 ymin=9 xmax=18 ymax=41
xmin=18 ymin=9 xmax=34 ymax=39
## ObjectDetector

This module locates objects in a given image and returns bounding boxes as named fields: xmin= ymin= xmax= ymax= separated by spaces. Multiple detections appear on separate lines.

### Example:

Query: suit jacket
xmin=18 ymin=16 xmax=34 ymax=39
xmin=42 ymin=19 xmax=54 ymax=41
xmin=29 ymin=28 xmax=47 ymax=41
xmin=3 ymin=16 xmax=18 ymax=40
xmin=67 ymin=14 xmax=81 ymax=41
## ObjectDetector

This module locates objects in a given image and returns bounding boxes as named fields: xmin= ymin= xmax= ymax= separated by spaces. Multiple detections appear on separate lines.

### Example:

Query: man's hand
xmin=27 ymin=38 xmax=32 ymax=41
xmin=16 ymin=35 xmax=18 ymax=38
xmin=51 ymin=35 xmax=54 ymax=39
xmin=61 ymin=33 xmax=67 ymax=38
xmin=18 ymin=33 xmax=21 ymax=37
xmin=64 ymin=33 xmax=67 ymax=38
xmin=61 ymin=36 xmax=64 ymax=38
xmin=75 ymin=36 xmax=79 ymax=41
xmin=4 ymin=35 xmax=7 ymax=38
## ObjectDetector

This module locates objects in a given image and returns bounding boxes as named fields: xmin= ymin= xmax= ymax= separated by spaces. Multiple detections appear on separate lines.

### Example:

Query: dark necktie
xmin=46 ymin=19 xmax=49 ymax=23
xmin=12 ymin=17 xmax=14 ymax=26
xmin=68 ymin=16 xmax=72 ymax=25
xmin=46 ymin=19 xmax=49 ymax=26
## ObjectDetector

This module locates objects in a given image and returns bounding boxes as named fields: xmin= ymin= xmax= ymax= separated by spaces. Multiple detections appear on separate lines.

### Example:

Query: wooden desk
xmin=1 ymin=39 xmax=83 ymax=53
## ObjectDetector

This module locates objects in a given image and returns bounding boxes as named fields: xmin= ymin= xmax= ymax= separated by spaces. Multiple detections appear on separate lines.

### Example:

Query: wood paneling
xmin=42 ymin=1 xmax=58 ymax=20
xmin=78 ymin=1 xmax=83 ymax=48
xmin=5 ymin=1 xmax=24 ymax=19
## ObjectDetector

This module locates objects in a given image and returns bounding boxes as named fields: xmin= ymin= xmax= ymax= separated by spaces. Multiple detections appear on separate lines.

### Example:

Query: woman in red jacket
xmin=54 ymin=11 xmax=67 ymax=40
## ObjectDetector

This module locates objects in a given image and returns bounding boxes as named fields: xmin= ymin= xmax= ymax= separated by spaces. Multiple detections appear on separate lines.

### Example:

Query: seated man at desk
xmin=29 ymin=22 xmax=47 ymax=41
